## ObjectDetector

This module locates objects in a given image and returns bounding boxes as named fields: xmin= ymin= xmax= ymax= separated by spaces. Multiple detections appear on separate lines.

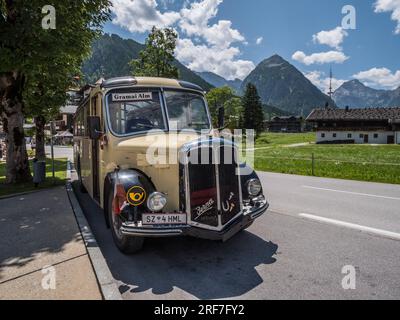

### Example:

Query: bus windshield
xmin=107 ymin=90 xmax=166 ymax=135
xmin=107 ymin=89 xmax=210 ymax=135
xmin=164 ymin=91 xmax=210 ymax=131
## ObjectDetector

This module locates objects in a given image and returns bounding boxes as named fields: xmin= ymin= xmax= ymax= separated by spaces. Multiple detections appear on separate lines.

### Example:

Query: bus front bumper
xmin=120 ymin=201 xmax=268 ymax=242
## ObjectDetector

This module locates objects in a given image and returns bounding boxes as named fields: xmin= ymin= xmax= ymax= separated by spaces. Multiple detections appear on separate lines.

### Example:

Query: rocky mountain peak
xmin=333 ymin=80 xmax=400 ymax=108
xmin=260 ymin=54 xmax=289 ymax=68
xmin=241 ymin=54 xmax=335 ymax=115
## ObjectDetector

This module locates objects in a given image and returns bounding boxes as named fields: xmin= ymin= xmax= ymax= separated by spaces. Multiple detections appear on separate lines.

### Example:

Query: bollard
xmin=33 ymin=158 xmax=46 ymax=187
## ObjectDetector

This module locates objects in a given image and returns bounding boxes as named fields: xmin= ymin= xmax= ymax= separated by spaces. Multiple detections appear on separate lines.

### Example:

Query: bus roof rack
xmin=100 ymin=76 xmax=204 ymax=92
xmin=101 ymin=77 xmax=137 ymax=88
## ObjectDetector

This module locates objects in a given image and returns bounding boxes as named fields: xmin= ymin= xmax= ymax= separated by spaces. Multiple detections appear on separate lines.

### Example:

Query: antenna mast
xmin=328 ymin=66 xmax=334 ymax=98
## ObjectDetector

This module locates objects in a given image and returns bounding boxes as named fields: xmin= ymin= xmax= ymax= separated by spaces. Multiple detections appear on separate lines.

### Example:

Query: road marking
xmin=302 ymin=185 xmax=400 ymax=201
xmin=299 ymin=213 xmax=400 ymax=241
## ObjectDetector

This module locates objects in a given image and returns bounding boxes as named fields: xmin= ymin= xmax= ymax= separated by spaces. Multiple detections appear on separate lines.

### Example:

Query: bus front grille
xmin=183 ymin=142 xmax=241 ymax=229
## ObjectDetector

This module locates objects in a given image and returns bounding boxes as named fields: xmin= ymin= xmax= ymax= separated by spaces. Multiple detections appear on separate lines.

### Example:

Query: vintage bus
xmin=73 ymin=77 xmax=268 ymax=253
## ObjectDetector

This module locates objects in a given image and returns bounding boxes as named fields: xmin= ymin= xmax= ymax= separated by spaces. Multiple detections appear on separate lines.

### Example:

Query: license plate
xmin=142 ymin=213 xmax=187 ymax=225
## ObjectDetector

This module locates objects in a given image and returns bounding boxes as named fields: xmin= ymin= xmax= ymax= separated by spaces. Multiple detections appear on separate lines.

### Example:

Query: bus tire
xmin=107 ymin=191 xmax=144 ymax=254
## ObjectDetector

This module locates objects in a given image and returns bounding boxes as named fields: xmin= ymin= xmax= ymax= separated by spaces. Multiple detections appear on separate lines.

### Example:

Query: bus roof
xmin=100 ymin=76 xmax=204 ymax=92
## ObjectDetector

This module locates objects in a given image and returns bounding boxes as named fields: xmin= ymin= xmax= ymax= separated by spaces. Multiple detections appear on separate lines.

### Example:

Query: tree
xmin=241 ymin=83 xmax=265 ymax=136
xmin=206 ymin=86 xmax=243 ymax=130
xmin=0 ymin=1 xmax=110 ymax=183
xmin=130 ymin=27 xmax=179 ymax=78
xmin=24 ymin=62 xmax=73 ymax=160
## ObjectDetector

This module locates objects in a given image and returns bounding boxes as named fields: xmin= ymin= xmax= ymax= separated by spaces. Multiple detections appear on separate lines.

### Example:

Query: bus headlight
xmin=247 ymin=179 xmax=262 ymax=197
xmin=147 ymin=192 xmax=167 ymax=212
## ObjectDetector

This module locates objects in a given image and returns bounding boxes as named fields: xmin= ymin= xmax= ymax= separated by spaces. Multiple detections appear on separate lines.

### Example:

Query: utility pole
xmin=50 ymin=121 xmax=55 ymax=184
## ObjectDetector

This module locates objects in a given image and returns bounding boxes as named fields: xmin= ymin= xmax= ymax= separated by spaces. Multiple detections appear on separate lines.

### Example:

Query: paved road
xmin=73 ymin=172 xmax=400 ymax=300
xmin=260 ymin=172 xmax=400 ymax=234
xmin=26 ymin=145 xmax=73 ymax=161
xmin=44 ymin=146 xmax=73 ymax=161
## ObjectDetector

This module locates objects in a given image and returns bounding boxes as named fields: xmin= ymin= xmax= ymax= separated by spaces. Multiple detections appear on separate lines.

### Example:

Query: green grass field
xmin=252 ymin=133 xmax=400 ymax=185
xmin=0 ymin=158 xmax=68 ymax=197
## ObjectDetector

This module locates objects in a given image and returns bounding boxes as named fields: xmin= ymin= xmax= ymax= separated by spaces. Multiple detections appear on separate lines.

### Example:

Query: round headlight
xmin=147 ymin=192 xmax=167 ymax=212
xmin=247 ymin=179 xmax=262 ymax=197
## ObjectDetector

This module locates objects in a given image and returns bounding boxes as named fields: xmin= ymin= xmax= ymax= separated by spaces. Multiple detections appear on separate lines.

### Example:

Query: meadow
xmin=253 ymin=133 xmax=400 ymax=185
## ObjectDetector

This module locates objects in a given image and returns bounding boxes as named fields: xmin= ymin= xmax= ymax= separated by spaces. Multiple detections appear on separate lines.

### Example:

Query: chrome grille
xmin=182 ymin=140 xmax=242 ymax=229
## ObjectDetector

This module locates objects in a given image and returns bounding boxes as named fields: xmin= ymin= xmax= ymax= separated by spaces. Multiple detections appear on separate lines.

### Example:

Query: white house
xmin=306 ymin=107 xmax=400 ymax=145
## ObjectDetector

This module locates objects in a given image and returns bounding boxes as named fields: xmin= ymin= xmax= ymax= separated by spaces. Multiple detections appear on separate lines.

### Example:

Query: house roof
xmin=307 ymin=107 xmax=400 ymax=122
xmin=271 ymin=116 xmax=303 ymax=121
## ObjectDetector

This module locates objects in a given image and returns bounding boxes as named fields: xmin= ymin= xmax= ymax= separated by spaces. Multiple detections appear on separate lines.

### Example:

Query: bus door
xmin=91 ymin=95 xmax=100 ymax=202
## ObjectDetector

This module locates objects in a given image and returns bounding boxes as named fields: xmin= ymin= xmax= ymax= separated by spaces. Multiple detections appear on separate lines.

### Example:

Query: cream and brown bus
xmin=73 ymin=76 xmax=268 ymax=253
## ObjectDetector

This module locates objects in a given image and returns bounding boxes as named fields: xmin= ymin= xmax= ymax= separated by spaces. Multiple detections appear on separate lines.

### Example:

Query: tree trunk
xmin=35 ymin=115 xmax=46 ymax=161
xmin=0 ymin=72 xmax=32 ymax=184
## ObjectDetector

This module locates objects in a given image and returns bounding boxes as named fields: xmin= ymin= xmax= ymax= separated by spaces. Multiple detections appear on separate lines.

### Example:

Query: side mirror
xmin=88 ymin=116 xmax=102 ymax=140
xmin=217 ymin=106 xmax=225 ymax=130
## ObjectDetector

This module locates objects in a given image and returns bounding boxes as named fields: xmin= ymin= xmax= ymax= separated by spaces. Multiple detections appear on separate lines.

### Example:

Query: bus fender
xmin=103 ymin=169 xmax=156 ymax=228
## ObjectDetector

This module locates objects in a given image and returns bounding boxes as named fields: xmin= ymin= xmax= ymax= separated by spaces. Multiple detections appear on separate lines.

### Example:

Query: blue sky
xmin=104 ymin=0 xmax=400 ymax=92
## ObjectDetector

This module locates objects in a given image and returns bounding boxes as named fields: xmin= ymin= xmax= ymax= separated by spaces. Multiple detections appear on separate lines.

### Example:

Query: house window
xmin=359 ymin=134 xmax=364 ymax=139
xmin=333 ymin=133 xmax=337 ymax=138
xmin=374 ymin=133 xmax=379 ymax=139
xmin=321 ymin=133 xmax=325 ymax=138
xmin=347 ymin=133 xmax=352 ymax=139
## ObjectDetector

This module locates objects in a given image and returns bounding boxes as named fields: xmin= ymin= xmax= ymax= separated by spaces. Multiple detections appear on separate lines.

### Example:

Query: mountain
xmin=81 ymin=34 xmax=213 ymax=91
xmin=333 ymin=79 xmax=400 ymax=108
xmin=241 ymin=54 xmax=336 ymax=115
xmin=196 ymin=71 xmax=242 ymax=94
xmin=263 ymin=104 xmax=291 ymax=118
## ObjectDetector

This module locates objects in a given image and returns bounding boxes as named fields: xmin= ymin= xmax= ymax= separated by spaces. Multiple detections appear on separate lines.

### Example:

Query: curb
xmin=66 ymin=161 xmax=122 ymax=300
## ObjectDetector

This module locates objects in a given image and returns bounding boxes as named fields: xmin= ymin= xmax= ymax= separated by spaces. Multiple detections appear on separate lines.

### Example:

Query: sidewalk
xmin=0 ymin=186 xmax=102 ymax=300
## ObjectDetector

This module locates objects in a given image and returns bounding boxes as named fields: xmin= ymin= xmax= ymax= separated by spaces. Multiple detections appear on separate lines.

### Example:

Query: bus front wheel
xmin=107 ymin=191 xmax=144 ymax=254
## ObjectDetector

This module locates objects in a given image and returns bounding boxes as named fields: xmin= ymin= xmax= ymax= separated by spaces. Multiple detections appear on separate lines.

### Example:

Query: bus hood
xmin=115 ymin=132 xmax=212 ymax=161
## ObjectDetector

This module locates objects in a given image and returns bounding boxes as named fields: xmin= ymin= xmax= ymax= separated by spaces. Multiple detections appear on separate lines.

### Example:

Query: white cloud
xmin=304 ymin=71 xmax=346 ymax=93
xmin=176 ymin=38 xmax=255 ymax=80
xmin=200 ymin=20 xmax=245 ymax=48
xmin=179 ymin=0 xmax=244 ymax=48
xmin=177 ymin=0 xmax=251 ymax=79
xmin=292 ymin=50 xmax=349 ymax=65
xmin=374 ymin=0 xmax=400 ymax=34
xmin=112 ymin=0 xmax=180 ymax=33
xmin=312 ymin=27 xmax=348 ymax=50
xmin=111 ymin=0 xmax=253 ymax=80
xmin=180 ymin=0 xmax=222 ymax=33
xmin=256 ymin=37 xmax=263 ymax=45
xmin=353 ymin=67 xmax=400 ymax=89
xmin=180 ymin=0 xmax=221 ymax=25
